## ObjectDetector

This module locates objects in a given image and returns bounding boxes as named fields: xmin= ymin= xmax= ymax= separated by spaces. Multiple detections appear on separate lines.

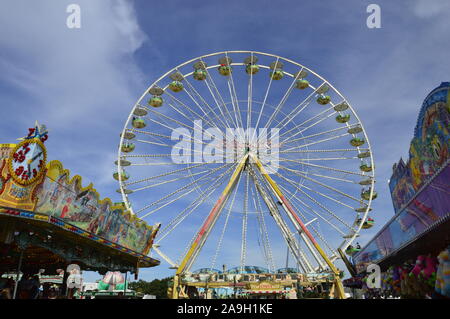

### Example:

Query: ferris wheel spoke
xmin=166 ymin=98 xmax=216 ymax=132
xmin=133 ymin=139 xmax=202 ymax=153
xmin=157 ymin=164 xmax=234 ymax=243
xmin=279 ymin=124 xmax=358 ymax=147
xmin=271 ymin=159 xmax=365 ymax=178
xmin=277 ymin=172 xmax=356 ymax=211
xmin=246 ymin=53 xmax=255 ymax=133
xmin=210 ymin=171 xmax=242 ymax=270
xmin=140 ymin=166 xmax=236 ymax=218
xmin=130 ymin=130 xmax=213 ymax=150
xmin=274 ymin=172 xmax=356 ymax=232
xmin=251 ymin=57 xmax=278 ymax=143
xmin=201 ymin=59 xmax=241 ymax=131
xmin=279 ymin=86 xmax=324 ymax=132
xmin=251 ymin=180 xmax=276 ymax=272
xmin=279 ymin=105 xmax=335 ymax=142
xmin=146 ymin=107 xmax=215 ymax=140
xmin=240 ymin=170 xmax=250 ymax=274
xmin=225 ymin=52 xmax=246 ymax=133
xmin=164 ymin=91 xmax=217 ymax=128
xmin=277 ymin=156 xmax=359 ymax=162
xmin=205 ymin=76 xmax=240 ymax=132
xmin=130 ymin=168 xmax=211 ymax=192
xmin=124 ymin=162 xmax=209 ymax=187
xmin=226 ymin=78 xmax=245 ymax=133
xmin=182 ymin=74 xmax=230 ymax=130
xmin=138 ymin=163 xmax=237 ymax=218
xmin=278 ymin=183 xmax=348 ymax=237
xmin=279 ymin=148 xmax=369 ymax=154
xmin=283 ymin=110 xmax=338 ymax=145
xmin=275 ymin=164 xmax=362 ymax=204
xmin=249 ymin=165 xmax=313 ymax=273
xmin=275 ymin=158 xmax=367 ymax=177
xmin=139 ymin=110 xmax=222 ymax=152
xmin=129 ymin=129 xmax=173 ymax=140
xmin=278 ymin=186 xmax=340 ymax=257
xmin=261 ymin=72 xmax=298 ymax=131
xmin=130 ymin=139 xmax=223 ymax=159
xmin=273 ymin=165 xmax=357 ymax=184
xmin=134 ymin=139 xmax=172 ymax=148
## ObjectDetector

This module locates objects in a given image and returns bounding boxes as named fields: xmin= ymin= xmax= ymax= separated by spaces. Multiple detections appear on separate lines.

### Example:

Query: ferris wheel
xmin=116 ymin=51 xmax=376 ymax=297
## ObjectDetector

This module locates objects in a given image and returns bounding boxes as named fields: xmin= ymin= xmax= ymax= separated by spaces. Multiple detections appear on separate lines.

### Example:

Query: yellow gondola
xmin=121 ymin=143 xmax=135 ymax=153
xmin=317 ymin=94 xmax=331 ymax=105
xmin=193 ymin=69 xmax=207 ymax=81
xmin=360 ymin=164 xmax=373 ymax=172
xmin=270 ymin=69 xmax=284 ymax=80
xmin=295 ymin=79 xmax=309 ymax=89
xmin=361 ymin=188 xmax=377 ymax=201
xmin=132 ymin=117 xmax=146 ymax=129
xmin=113 ymin=170 xmax=130 ymax=181
xmin=245 ymin=64 xmax=259 ymax=75
xmin=336 ymin=114 xmax=350 ymax=123
xmin=148 ymin=96 xmax=163 ymax=107
xmin=169 ymin=81 xmax=184 ymax=92
xmin=350 ymin=138 xmax=365 ymax=147
xmin=218 ymin=64 xmax=232 ymax=76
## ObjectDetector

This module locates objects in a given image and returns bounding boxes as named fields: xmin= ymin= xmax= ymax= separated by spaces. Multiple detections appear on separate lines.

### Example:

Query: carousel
xmin=171 ymin=265 xmax=340 ymax=299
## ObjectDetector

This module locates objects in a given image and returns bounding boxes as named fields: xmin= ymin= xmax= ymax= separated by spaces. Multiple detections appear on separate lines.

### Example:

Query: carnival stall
xmin=346 ymin=82 xmax=450 ymax=299
xmin=0 ymin=123 xmax=160 ymax=298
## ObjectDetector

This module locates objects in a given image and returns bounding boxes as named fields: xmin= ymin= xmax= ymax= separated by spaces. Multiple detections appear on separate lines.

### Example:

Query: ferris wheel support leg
xmin=172 ymin=154 xmax=250 ymax=299
xmin=251 ymin=154 xmax=346 ymax=299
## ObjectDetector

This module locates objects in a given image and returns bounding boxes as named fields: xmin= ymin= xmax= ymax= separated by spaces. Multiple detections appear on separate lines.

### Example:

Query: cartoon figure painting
xmin=33 ymin=160 xmax=156 ymax=253
xmin=60 ymin=197 xmax=72 ymax=219
xmin=390 ymin=84 xmax=449 ymax=213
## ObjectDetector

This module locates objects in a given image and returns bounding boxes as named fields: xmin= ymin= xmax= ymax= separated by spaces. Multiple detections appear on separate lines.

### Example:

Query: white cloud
xmin=413 ymin=0 xmax=450 ymax=18
xmin=0 ymin=0 xmax=151 ymax=199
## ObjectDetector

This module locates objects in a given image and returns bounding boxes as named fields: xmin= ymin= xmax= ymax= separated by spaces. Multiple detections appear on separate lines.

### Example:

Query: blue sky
xmin=1 ymin=0 xmax=449 ymax=282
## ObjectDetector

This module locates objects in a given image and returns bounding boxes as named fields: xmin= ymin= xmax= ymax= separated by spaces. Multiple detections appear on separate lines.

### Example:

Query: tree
xmin=129 ymin=277 xmax=172 ymax=299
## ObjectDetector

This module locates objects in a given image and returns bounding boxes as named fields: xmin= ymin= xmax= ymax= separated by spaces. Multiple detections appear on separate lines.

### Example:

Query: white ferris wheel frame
xmin=117 ymin=50 xmax=376 ymax=273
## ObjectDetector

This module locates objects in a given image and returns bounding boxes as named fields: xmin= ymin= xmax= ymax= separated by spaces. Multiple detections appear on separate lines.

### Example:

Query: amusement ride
xmin=116 ymin=51 xmax=377 ymax=299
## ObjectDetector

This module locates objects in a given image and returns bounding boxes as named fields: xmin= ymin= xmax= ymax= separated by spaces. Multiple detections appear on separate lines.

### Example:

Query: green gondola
xmin=361 ymin=188 xmax=377 ymax=201
xmin=360 ymin=164 xmax=373 ymax=172
xmin=113 ymin=170 xmax=130 ymax=181
xmin=148 ymin=96 xmax=163 ymax=107
xmin=245 ymin=64 xmax=259 ymax=75
xmin=350 ymin=138 xmax=365 ymax=147
xmin=317 ymin=95 xmax=331 ymax=105
xmin=193 ymin=69 xmax=207 ymax=81
xmin=132 ymin=117 xmax=146 ymax=129
xmin=270 ymin=69 xmax=284 ymax=80
xmin=218 ymin=64 xmax=232 ymax=76
xmin=169 ymin=81 xmax=184 ymax=92
xmin=336 ymin=114 xmax=350 ymax=123
xmin=121 ymin=143 xmax=135 ymax=153
xmin=295 ymin=79 xmax=309 ymax=89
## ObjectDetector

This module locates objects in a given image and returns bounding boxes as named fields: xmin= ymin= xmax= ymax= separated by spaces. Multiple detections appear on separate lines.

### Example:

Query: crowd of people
xmin=0 ymin=272 xmax=62 ymax=299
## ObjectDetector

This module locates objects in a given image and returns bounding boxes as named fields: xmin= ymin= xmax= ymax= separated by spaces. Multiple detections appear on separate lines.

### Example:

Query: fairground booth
xmin=0 ymin=123 xmax=160 ymax=298
xmin=344 ymin=82 xmax=450 ymax=299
